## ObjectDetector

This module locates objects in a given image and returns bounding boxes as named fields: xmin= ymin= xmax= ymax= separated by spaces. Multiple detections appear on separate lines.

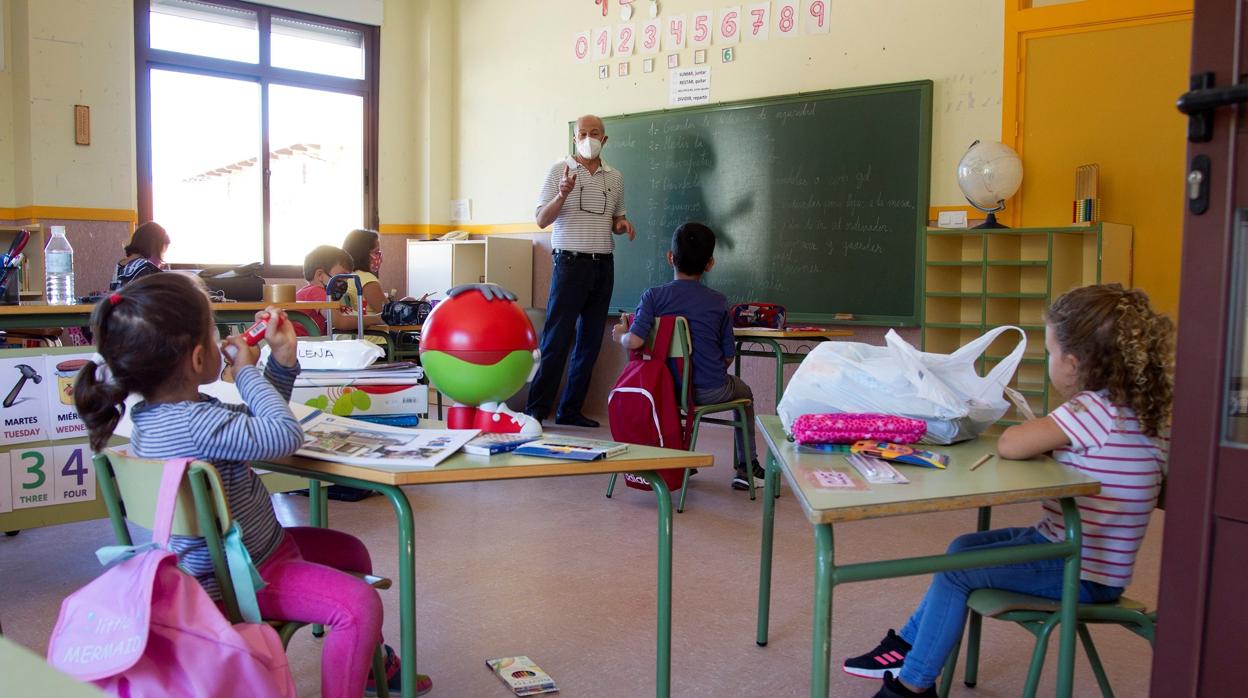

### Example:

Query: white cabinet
xmin=406 ymin=237 xmax=533 ymax=308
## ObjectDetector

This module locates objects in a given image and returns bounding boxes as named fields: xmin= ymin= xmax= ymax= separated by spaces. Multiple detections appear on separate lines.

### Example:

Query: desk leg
xmin=638 ymin=472 xmax=673 ymax=698
xmin=963 ymin=506 xmax=994 ymax=687
xmin=308 ymin=480 xmax=327 ymax=638
xmin=756 ymin=453 xmax=781 ymax=646
xmin=1056 ymin=498 xmax=1083 ymax=698
xmin=377 ymin=483 xmax=419 ymax=698
xmin=811 ymin=524 xmax=834 ymax=698
xmin=733 ymin=341 xmax=743 ymax=378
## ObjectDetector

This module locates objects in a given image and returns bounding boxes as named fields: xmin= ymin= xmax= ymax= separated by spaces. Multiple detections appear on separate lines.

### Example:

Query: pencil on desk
xmin=969 ymin=453 xmax=994 ymax=471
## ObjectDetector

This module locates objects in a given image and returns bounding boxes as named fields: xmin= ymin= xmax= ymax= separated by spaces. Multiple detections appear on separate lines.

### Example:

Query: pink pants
xmin=255 ymin=527 xmax=384 ymax=698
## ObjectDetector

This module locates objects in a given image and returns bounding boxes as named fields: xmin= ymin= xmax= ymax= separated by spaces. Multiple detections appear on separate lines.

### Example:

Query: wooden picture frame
xmin=74 ymin=105 xmax=90 ymax=146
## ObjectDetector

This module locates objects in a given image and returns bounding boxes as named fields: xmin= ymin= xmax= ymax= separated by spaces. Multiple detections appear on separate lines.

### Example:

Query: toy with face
xmin=419 ymin=284 xmax=541 ymax=434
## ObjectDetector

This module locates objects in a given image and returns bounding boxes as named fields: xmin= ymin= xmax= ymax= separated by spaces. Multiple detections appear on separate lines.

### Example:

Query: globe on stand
xmin=957 ymin=140 xmax=1024 ymax=229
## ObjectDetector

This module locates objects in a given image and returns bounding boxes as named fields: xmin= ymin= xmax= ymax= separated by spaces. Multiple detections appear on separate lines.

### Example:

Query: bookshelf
xmin=0 ymin=224 xmax=45 ymax=301
xmin=922 ymin=222 xmax=1132 ymax=423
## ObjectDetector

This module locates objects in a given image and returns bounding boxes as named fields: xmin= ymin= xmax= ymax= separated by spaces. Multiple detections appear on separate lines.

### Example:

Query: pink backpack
xmin=608 ymin=316 xmax=691 ymax=492
xmin=791 ymin=413 xmax=927 ymax=445
xmin=47 ymin=458 xmax=297 ymax=698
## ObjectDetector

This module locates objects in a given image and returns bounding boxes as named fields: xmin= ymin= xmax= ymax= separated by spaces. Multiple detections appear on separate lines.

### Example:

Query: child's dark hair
xmin=303 ymin=245 xmax=353 ymax=282
xmin=124 ymin=221 xmax=170 ymax=259
xmin=671 ymin=222 xmax=715 ymax=276
xmin=1046 ymin=283 xmax=1174 ymax=437
xmin=342 ymin=229 xmax=380 ymax=272
xmin=75 ymin=273 xmax=215 ymax=452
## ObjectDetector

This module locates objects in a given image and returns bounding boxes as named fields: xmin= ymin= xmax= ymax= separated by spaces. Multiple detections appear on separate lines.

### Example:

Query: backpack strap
xmin=647 ymin=316 xmax=677 ymax=362
xmin=223 ymin=522 xmax=267 ymax=624
xmin=152 ymin=458 xmax=194 ymax=547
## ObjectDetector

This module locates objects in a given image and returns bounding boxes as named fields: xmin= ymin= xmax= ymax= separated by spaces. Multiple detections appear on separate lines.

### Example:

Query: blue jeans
xmin=897 ymin=527 xmax=1123 ymax=688
xmin=526 ymin=252 xmax=614 ymax=419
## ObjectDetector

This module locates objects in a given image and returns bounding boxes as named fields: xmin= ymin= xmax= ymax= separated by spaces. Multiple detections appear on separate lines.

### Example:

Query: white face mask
xmin=576 ymin=137 xmax=603 ymax=160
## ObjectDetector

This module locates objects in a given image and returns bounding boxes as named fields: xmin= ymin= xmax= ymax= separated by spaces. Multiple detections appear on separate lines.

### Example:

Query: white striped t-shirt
xmin=536 ymin=156 xmax=626 ymax=254
xmin=1036 ymin=390 xmax=1166 ymax=588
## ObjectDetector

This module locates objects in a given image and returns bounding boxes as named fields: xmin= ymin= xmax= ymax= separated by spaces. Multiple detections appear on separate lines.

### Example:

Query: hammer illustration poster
xmin=0 ymin=355 xmax=50 ymax=444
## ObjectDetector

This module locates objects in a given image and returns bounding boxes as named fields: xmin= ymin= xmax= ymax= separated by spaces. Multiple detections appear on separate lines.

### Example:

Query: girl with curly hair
xmin=844 ymin=284 xmax=1173 ymax=698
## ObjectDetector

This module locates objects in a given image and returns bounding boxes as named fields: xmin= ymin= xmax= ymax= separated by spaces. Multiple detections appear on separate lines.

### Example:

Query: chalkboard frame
xmin=581 ymin=80 xmax=933 ymax=327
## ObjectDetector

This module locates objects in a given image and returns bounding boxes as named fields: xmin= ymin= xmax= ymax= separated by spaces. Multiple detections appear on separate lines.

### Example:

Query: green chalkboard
xmin=598 ymin=80 xmax=932 ymax=325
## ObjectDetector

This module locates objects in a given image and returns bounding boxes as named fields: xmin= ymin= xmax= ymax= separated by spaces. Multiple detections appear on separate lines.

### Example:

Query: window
xmin=136 ymin=0 xmax=378 ymax=271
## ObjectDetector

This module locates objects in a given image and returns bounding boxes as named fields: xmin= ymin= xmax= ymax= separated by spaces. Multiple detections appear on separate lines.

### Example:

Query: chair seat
xmin=689 ymin=397 xmax=752 ymax=412
xmin=967 ymin=588 xmax=1149 ymax=618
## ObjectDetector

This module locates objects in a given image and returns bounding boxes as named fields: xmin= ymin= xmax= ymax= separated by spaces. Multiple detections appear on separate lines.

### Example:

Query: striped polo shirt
xmin=536 ymin=156 xmax=626 ymax=254
xmin=129 ymin=361 xmax=305 ymax=599
xmin=1035 ymin=390 xmax=1166 ymax=588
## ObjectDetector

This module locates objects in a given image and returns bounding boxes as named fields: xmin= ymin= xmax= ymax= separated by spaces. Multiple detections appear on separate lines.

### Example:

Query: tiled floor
xmin=1 ymin=422 xmax=1161 ymax=697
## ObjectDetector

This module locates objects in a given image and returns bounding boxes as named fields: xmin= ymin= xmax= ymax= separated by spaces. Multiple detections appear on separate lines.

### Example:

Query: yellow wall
xmin=1018 ymin=18 xmax=1190 ymax=316
xmin=451 ymin=0 xmax=1004 ymax=227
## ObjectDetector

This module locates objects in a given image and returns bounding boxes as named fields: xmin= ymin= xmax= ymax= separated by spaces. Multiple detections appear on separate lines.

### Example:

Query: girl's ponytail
xmin=74 ymin=359 xmax=129 ymax=453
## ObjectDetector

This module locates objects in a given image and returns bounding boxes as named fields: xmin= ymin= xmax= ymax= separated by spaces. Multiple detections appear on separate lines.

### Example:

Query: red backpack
xmin=608 ymin=316 xmax=692 ymax=492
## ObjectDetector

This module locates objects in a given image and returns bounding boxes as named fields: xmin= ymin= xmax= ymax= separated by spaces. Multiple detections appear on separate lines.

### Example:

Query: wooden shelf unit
xmin=922 ymin=222 xmax=1132 ymax=421
xmin=405 ymin=237 xmax=533 ymax=309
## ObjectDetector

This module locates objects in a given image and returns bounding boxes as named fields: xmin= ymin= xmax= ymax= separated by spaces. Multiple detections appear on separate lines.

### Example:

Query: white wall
xmin=450 ymin=0 xmax=1003 ymax=226
xmin=0 ymin=0 xmax=15 ymax=205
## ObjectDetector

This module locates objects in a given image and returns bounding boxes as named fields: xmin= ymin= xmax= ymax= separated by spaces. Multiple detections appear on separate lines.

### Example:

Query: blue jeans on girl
xmin=897 ymin=527 xmax=1122 ymax=688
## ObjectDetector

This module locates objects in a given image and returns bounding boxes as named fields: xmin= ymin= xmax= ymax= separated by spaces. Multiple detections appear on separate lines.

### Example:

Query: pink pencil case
xmin=791 ymin=413 xmax=926 ymax=445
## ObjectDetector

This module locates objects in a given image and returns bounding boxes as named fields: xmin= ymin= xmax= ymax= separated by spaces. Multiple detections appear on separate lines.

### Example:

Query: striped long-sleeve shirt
xmin=130 ymin=361 xmax=304 ymax=598
xmin=1036 ymin=390 xmax=1167 ymax=588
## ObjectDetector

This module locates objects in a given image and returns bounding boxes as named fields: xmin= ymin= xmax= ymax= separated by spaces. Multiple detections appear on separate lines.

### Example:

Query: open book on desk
xmin=297 ymin=411 xmax=478 ymax=470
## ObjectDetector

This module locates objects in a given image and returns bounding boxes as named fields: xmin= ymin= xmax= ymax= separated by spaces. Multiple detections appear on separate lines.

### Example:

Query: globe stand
xmin=973 ymin=211 xmax=1008 ymax=229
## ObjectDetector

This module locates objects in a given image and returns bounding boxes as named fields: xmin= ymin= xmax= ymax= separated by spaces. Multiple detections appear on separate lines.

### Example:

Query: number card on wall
xmin=11 ymin=447 xmax=54 ymax=510
xmin=0 ymin=454 xmax=13 ymax=514
xmin=0 ymin=355 xmax=50 ymax=445
xmin=804 ymin=0 xmax=830 ymax=34
xmin=776 ymin=1 xmax=799 ymax=38
xmin=616 ymin=22 xmax=636 ymax=56
xmin=665 ymin=14 xmax=687 ymax=51
xmin=45 ymin=352 xmax=91 ymax=441
xmin=690 ymin=10 xmax=713 ymax=48
xmin=574 ymin=31 xmax=591 ymax=63
xmin=640 ymin=18 xmax=662 ymax=55
xmin=53 ymin=444 xmax=95 ymax=505
xmin=593 ymin=25 xmax=612 ymax=61
xmin=718 ymin=6 xmax=742 ymax=46
xmin=745 ymin=2 xmax=771 ymax=41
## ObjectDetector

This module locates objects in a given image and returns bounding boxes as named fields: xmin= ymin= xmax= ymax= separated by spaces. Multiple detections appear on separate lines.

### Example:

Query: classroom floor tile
xmin=1 ymin=422 xmax=1161 ymax=697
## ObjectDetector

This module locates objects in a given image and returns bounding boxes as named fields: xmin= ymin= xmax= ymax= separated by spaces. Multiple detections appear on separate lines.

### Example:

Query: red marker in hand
xmin=223 ymin=313 xmax=276 ymax=363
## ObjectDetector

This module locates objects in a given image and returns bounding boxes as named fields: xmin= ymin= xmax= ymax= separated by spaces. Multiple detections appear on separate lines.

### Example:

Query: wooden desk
xmin=0 ymin=301 xmax=336 ymax=337
xmin=752 ymin=416 xmax=1100 ymax=698
xmin=257 ymin=436 xmax=711 ymax=698
xmin=1 ymin=636 xmax=106 ymax=697
xmin=732 ymin=327 xmax=853 ymax=405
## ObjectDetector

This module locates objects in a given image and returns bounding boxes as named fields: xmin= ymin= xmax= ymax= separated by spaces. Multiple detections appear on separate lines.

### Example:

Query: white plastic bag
xmin=259 ymin=339 xmax=384 ymax=371
xmin=777 ymin=326 xmax=1028 ymax=444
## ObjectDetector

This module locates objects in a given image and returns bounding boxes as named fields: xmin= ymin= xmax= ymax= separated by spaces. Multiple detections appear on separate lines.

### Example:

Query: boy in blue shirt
xmin=612 ymin=222 xmax=763 ymax=491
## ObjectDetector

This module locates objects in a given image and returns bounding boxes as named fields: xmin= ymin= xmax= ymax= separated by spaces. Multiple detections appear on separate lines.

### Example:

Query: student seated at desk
xmin=342 ymin=228 xmax=388 ymax=315
xmin=110 ymin=221 xmax=169 ymax=290
xmin=844 ymin=284 xmax=1172 ymax=698
xmin=74 ymin=274 xmax=429 ymax=697
xmin=612 ymin=222 xmax=764 ymax=491
xmin=295 ymin=245 xmax=383 ymax=337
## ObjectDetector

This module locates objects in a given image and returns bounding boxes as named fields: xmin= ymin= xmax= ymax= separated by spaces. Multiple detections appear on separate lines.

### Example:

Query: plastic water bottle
xmin=44 ymin=225 xmax=75 ymax=305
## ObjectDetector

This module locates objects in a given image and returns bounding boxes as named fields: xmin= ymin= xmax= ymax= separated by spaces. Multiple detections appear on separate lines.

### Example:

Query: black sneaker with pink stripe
xmin=843 ymin=629 xmax=911 ymax=679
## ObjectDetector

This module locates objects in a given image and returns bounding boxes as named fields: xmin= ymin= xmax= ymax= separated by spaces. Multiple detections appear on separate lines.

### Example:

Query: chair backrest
xmin=96 ymin=450 xmax=232 ymax=538
xmin=643 ymin=315 xmax=695 ymax=412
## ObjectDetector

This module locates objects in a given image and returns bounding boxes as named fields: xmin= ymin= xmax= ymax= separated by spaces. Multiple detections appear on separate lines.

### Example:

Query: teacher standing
xmin=526 ymin=114 xmax=636 ymax=428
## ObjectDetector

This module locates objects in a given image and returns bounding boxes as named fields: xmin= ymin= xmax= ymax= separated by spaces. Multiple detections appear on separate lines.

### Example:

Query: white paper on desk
xmin=296 ymin=412 xmax=476 ymax=470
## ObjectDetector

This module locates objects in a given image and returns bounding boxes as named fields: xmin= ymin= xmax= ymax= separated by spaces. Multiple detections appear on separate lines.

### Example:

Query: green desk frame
xmin=752 ymin=416 xmax=1099 ymax=698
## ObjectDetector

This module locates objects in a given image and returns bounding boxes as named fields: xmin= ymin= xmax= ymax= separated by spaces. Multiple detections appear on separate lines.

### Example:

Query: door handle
xmin=1176 ymin=83 xmax=1248 ymax=114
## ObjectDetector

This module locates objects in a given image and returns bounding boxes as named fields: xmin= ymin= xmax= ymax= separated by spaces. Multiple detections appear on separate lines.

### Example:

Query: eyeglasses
xmin=578 ymin=186 xmax=608 ymax=215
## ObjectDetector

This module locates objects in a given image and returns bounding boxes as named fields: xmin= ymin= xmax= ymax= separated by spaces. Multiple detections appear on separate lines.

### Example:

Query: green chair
xmin=938 ymin=497 xmax=1162 ymax=698
xmin=94 ymin=450 xmax=391 ymax=698
xmin=605 ymin=316 xmax=757 ymax=512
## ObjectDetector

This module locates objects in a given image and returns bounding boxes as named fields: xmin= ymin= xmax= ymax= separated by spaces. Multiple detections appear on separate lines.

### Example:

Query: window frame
xmin=134 ymin=0 xmax=380 ymax=276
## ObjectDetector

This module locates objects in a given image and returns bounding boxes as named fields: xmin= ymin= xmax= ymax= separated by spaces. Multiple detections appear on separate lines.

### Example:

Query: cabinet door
xmin=406 ymin=242 xmax=453 ymax=300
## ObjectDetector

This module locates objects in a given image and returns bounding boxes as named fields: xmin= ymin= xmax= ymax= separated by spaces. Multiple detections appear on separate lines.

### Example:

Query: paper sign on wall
xmin=717 ymin=6 xmax=742 ymax=45
xmin=53 ymin=444 xmax=95 ymax=505
xmin=804 ymin=0 xmax=830 ymax=35
xmin=640 ymin=18 xmax=662 ymax=55
xmin=10 ymin=447 xmax=55 ymax=509
xmin=670 ymin=67 xmax=711 ymax=106
xmin=744 ymin=2 xmax=771 ymax=41
xmin=0 ymin=355 xmax=50 ymax=444
xmin=574 ymin=31 xmax=591 ymax=63
xmin=44 ymin=352 xmax=92 ymax=441
xmin=616 ymin=22 xmax=636 ymax=56
xmin=593 ymin=25 xmax=612 ymax=61
xmin=776 ymin=2 xmax=800 ymax=38
xmin=0 ymin=455 xmax=13 ymax=514
xmin=665 ymin=14 xmax=687 ymax=51
xmin=690 ymin=10 xmax=713 ymax=48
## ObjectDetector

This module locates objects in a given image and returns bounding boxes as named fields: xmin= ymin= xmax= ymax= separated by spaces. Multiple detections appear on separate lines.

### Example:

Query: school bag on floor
xmin=46 ymin=458 xmax=297 ymax=698
xmin=608 ymin=315 xmax=691 ymax=492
